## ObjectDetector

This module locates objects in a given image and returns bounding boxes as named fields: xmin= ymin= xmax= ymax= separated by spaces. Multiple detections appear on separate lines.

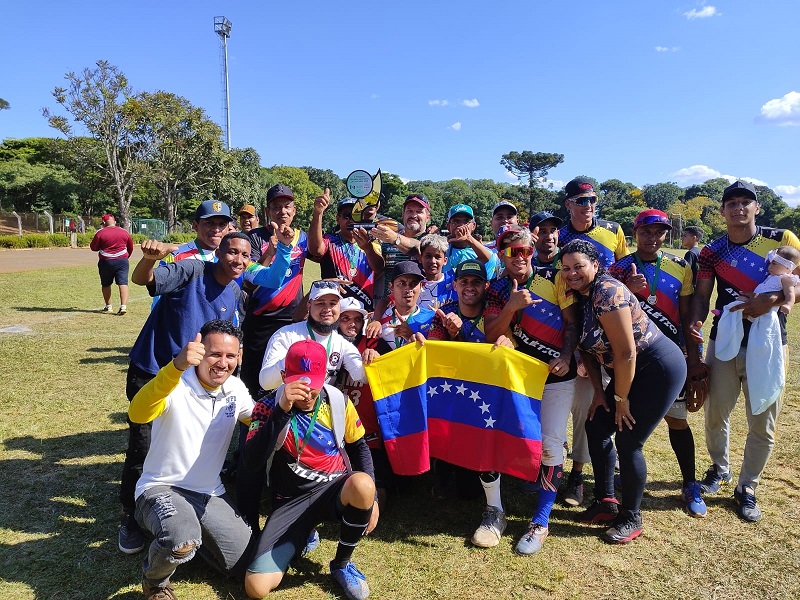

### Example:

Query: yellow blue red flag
xmin=365 ymin=340 xmax=548 ymax=480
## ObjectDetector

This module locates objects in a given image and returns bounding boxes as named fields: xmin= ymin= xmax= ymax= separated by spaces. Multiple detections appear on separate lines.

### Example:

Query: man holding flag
xmin=484 ymin=224 xmax=579 ymax=555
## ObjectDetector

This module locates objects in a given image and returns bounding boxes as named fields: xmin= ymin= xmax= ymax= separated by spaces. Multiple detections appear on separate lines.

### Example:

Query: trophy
xmin=345 ymin=169 xmax=398 ymax=231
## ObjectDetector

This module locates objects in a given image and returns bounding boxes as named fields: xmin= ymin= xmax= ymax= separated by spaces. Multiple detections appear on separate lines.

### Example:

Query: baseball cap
xmin=492 ymin=200 xmax=518 ymax=215
xmin=266 ymin=183 xmax=295 ymax=204
xmin=101 ymin=214 xmax=114 ymax=222
xmin=339 ymin=297 xmax=368 ymax=317
xmin=528 ymin=211 xmax=563 ymax=230
xmin=633 ymin=209 xmax=672 ymax=230
xmin=403 ymin=194 xmax=430 ymax=210
xmin=238 ymin=204 xmax=256 ymax=217
xmin=338 ymin=197 xmax=358 ymax=211
xmin=455 ymin=260 xmax=487 ymax=281
xmin=565 ymin=177 xmax=597 ymax=200
xmin=390 ymin=260 xmax=425 ymax=282
xmin=496 ymin=224 xmax=526 ymax=248
xmin=195 ymin=200 xmax=233 ymax=222
xmin=447 ymin=204 xmax=474 ymax=221
xmin=722 ymin=180 xmax=758 ymax=203
xmin=308 ymin=280 xmax=343 ymax=302
xmin=284 ymin=339 xmax=328 ymax=390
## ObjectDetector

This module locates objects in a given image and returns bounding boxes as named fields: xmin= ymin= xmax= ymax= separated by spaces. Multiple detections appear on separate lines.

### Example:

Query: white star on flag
xmin=440 ymin=381 xmax=452 ymax=393
xmin=484 ymin=416 xmax=496 ymax=428
xmin=479 ymin=401 xmax=490 ymax=414
xmin=470 ymin=390 xmax=481 ymax=401
xmin=428 ymin=386 xmax=438 ymax=397
xmin=456 ymin=383 xmax=467 ymax=395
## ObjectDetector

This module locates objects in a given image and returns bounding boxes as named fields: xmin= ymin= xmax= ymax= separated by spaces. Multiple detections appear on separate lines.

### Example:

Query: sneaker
xmin=119 ymin=514 xmax=145 ymax=555
xmin=117 ymin=305 xmax=127 ymax=315
xmin=733 ymin=486 xmax=762 ymax=522
xmin=603 ymin=510 xmax=643 ymax=544
xmin=699 ymin=464 xmax=732 ymax=494
xmin=142 ymin=579 xmax=177 ymax=600
xmin=101 ymin=305 xmax=113 ymax=313
xmin=562 ymin=471 xmax=584 ymax=506
xmin=576 ymin=497 xmax=620 ymax=524
xmin=330 ymin=561 xmax=370 ymax=600
xmin=682 ymin=482 xmax=707 ymax=518
xmin=302 ymin=528 xmax=320 ymax=557
xmin=515 ymin=523 xmax=549 ymax=555
xmin=470 ymin=505 xmax=507 ymax=548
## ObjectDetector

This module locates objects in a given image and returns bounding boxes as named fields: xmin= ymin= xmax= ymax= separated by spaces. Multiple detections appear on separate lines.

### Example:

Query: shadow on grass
xmin=79 ymin=347 xmax=131 ymax=366
xmin=12 ymin=306 xmax=102 ymax=314
xmin=0 ymin=430 xmax=250 ymax=600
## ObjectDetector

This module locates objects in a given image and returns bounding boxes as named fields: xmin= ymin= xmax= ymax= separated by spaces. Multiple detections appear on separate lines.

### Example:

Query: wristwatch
xmin=614 ymin=394 xmax=628 ymax=403
xmin=394 ymin=234 xmax=402 ymax=246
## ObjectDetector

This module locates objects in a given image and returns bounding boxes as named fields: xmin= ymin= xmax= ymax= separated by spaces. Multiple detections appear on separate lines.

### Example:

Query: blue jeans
xmin=135 ymin=485 xmax=252 ymax=588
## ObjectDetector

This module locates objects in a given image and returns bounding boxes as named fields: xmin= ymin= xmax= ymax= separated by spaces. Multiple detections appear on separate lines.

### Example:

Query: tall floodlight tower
xmin=214 ymin=16 xmax=232 ymax=150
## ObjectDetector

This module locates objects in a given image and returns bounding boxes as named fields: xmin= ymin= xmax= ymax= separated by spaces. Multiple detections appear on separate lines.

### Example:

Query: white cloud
xmin=758 ymin=91 xmax=800 ymax=126
xmin=684 ymin=6 xmax=719 ymax=20
xmin=428 ymin=99 xmax=449 ymax=107
xmin=448 ymin=121 xmax=462 ymax=131
xmin=671 ymin=165 xmax=736 ymax=185
xmin=776 ymin=185 xmax=800 ymax=207
xmin=461 ymin=98 xmax=480 ymax=108
xmin=655 ymin=46 xmax=680 ymax=52
xmin=740 ymin=176 xmax=768 ymax=187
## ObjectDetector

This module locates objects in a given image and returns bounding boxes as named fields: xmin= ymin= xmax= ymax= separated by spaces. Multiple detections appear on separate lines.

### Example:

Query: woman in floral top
xmin=560 ymin=239 xmax=686 ymax=544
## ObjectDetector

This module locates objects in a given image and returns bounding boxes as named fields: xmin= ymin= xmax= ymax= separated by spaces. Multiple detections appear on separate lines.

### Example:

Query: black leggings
xmin=586 ymin=335 xmax=687 ymax=513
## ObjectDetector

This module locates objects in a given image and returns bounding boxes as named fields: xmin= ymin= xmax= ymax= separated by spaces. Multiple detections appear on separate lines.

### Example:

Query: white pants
xmin=541 ymin=379 xmax=577 ymax=467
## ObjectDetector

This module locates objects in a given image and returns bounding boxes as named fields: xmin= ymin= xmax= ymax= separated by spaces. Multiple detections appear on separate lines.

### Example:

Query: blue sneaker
xmin=682 ymin=482 xmax=707 ymax=518
xmin=330 ymin=561 xmax=370 ymax=600
xmin=515 ymin=523 xmax=549 ymax=555
xmin=302 ymin=528 xmax=320 ymax=556
xmin=699 ymin=464 xmax=732 ymax=494
xmin=733 ymin=486 xmax=762 ymax=522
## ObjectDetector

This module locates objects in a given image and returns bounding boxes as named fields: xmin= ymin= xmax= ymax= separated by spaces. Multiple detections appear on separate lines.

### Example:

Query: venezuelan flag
xmin=365 ymin=341 xmax=548 ymax=480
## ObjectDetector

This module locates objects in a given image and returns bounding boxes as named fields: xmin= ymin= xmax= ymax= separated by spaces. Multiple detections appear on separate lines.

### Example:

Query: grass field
xmin=1 ymin=259 xmax=799 ymax=600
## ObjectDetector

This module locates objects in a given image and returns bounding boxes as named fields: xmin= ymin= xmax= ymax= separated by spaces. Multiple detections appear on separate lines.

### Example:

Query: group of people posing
xmin=107 ymin=176 xmax=799 ymax=600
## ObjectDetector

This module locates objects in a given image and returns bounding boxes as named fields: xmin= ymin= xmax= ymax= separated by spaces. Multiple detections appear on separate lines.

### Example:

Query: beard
xmin=308 ymin=315 xmax=338 ymax=335
xmin=339 ymin=331 xmax=358 ymax=343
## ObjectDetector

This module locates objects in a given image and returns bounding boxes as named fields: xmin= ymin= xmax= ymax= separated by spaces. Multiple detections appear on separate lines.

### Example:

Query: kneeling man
xmin=130 ymin=319 xmax=254 ymax=599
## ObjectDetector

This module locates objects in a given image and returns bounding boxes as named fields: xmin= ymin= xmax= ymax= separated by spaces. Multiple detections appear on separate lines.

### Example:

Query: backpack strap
xmin=324 ymin=384 xmax=353 ymax=474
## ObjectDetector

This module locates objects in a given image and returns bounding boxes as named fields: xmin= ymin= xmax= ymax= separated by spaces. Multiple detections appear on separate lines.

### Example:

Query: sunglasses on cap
xmin=311 ymin=280 xmax=339 ymax=290
xmin=568 ymin=196 xmax=597 ymax=206
xmin=502 ymin=246 xmax=534 ymax=258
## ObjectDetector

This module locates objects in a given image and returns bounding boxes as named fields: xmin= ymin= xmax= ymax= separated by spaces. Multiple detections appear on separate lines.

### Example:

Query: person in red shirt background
xmin=90 ymin=214 xmax=134 ymax=315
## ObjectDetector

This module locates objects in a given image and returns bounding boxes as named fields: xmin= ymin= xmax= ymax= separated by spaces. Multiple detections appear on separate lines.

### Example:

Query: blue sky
xmin=3 ymin=1 xmax=799 ymax=205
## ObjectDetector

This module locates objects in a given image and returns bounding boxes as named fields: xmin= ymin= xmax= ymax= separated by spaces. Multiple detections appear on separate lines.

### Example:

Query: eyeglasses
xmin=311 ymin=280 xmax=339 ymax=290
xmin=568 ymin=196 xmax=597 ymax=206
xmin=502 ymin=246 xmax=534 ymax=258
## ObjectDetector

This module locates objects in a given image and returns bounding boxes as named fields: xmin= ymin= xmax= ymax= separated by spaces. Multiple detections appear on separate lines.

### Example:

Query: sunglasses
xmin=311 ymin=280 xmax=339 ymax=290
xmin=502 ymin=246 xmax=534 ymax=258
xmin=569 ymin=196 xmax=597 ymax=206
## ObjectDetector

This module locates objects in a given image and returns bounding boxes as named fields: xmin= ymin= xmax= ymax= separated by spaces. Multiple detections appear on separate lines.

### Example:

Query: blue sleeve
xmin=151 ymin=260 xmax=203 ymax=297
xmin=243 ymin=241 xmax=292 ymax=289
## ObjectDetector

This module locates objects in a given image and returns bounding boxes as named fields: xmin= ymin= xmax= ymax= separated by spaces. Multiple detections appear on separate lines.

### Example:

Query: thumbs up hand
xmin=174 ymin=333 xmax=205 ymax=371
xmin=627 ymin=263 xmax=648 ymax=294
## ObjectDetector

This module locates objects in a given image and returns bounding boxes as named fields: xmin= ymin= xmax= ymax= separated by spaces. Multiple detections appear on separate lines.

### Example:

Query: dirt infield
xmin=0 ymin=247 xmax=144 ymax=273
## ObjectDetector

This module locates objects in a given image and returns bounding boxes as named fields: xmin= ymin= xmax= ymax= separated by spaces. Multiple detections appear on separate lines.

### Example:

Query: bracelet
xmin=614 ymin=393 xmax=628 ymax=403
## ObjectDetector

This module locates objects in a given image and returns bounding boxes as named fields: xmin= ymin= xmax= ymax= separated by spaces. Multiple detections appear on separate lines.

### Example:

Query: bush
xmin=163 ymin=233 xmax=196 ymax=245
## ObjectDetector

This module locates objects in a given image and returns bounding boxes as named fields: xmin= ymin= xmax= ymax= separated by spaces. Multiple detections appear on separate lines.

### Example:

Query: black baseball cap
xmin=266 ymin=184 xmax=295 ymax=204
xmin=195 ymin=200 xmax=233 ymax=222
xmin=455 ymin=260 xmax=487 ymax=281
xmin=390 ymin=260 xmax=425 ymax=282
xmin=722 ymin=180 xmax=758 ymax=203
xmin=564 ymin=177 xmax=596 ymax=200
xmin=528 ymin=211 xmax=563 ymax=230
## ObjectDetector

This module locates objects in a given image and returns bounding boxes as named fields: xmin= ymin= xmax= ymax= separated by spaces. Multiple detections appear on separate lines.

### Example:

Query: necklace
xmin=306 ymin=322 xmax=334 ymax=358
xmin=456 ymin=305 xmax=484 ymax=341
xmin=633 ymin=252 xmax=663 ymax=305
xmin=290 ymin=394 xmax=323 ymax=468
xmin=341 ymin=239 xmax=360 ymax=278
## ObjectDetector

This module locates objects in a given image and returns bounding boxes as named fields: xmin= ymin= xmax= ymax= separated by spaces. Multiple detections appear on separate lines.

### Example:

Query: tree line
xmin=1 ymin=60 xmax=799 ymax=239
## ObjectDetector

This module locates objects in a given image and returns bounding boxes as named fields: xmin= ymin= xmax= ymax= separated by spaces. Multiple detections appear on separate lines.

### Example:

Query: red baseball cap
xmin=633 ymin=209 xmax=672 ymax=230
xmin=284 ymin=340 xmax=328 ymax=390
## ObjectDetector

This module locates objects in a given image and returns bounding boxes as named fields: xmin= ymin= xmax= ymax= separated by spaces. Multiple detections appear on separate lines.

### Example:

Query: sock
xmin=668 ymin=427 xmax=696 ymax=485
xmin=479 ymin=472 xmax=503 ymax=512
xmin=532 ymin=464 xmax=562 ymax=526
xmin=331 ymin=503 xmax=373 ymax=569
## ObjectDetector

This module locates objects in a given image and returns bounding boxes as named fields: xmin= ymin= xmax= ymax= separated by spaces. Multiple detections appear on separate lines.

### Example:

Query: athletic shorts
xmin=248 ymin=474 xmax=350 ymax=575
xmin=98 ymin=258 xmax=129 ymax=287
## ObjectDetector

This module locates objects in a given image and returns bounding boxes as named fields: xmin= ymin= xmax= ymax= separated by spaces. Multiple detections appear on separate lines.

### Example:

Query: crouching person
xmin=129 ymin=320 xmax=254 ymax=599
xmin=243 ymin=339 xmax=378 ymax=600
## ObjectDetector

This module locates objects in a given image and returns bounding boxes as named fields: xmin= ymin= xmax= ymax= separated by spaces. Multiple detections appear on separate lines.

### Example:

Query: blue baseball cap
xmin=447 ymin=204 xmax=474 ymax=221
xmin=195 ymin=200 xmax=233 ymax=222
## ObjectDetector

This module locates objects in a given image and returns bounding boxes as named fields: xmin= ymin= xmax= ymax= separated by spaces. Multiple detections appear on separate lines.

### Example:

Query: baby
xmin=756 ymin=246 xmax=800 ymax=314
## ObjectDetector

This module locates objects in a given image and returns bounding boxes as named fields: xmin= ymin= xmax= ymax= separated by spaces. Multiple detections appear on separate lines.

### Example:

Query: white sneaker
xmin=101 ymin=305 xmax=113 ymax=313
xmin=471 ymin=505 xmax=506 ymax=548
xmin=117 ymin=305 xmax=127 ymax=315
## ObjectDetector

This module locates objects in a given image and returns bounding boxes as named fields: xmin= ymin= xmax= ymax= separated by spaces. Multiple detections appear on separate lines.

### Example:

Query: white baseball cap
xmin=308 ymin=280 xmax=343 ymax=302
xmin=339 ymin=296 xmax=368 ymax=317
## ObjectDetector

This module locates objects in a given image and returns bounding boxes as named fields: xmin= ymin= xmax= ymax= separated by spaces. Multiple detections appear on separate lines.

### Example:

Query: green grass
xmin=1 ymin=259 xmax=799 ymax=599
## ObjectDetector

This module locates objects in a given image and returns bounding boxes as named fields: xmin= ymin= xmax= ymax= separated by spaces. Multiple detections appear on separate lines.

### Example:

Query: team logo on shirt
xmin=329 ymin=352 xmax=341 ymax=366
